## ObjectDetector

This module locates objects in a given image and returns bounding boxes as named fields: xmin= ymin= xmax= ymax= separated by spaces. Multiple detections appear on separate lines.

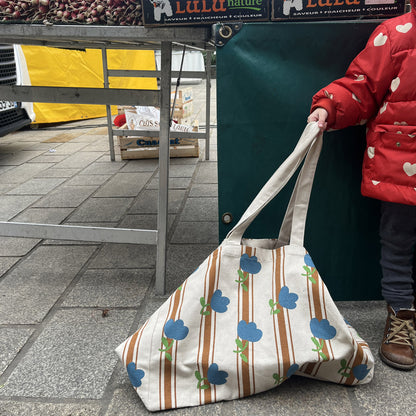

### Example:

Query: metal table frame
xmin=0 ymin=24 xmax=214 ymax=294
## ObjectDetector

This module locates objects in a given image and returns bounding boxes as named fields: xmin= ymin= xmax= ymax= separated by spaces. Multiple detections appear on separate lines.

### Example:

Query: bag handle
xmin=277 ymin=132 xmax=322 ymax=246
xmin=226 ymin=122 xmax=322 ymax=246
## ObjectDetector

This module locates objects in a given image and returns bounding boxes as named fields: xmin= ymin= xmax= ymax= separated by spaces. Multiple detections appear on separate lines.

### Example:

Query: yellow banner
xmin=21 ymin=46 xmax=157 ymax=124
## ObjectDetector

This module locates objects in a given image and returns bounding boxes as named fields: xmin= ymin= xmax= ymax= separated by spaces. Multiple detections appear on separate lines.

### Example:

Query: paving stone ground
xmin=0 ymin=79 xmax=414 ymax=416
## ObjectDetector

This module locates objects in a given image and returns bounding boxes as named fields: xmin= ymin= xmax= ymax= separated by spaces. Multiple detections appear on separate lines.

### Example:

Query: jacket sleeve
xmin=311 ymin=22 xmax=396 ymax=130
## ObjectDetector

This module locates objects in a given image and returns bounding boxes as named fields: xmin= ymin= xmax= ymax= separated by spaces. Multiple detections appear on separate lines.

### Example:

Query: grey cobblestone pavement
xmin=0 ymin=79 xmax=415 ymax=415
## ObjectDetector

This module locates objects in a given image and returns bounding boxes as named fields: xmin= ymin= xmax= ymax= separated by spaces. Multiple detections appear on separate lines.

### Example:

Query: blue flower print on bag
xmin=164 ymin=319 xmax=189 ymax=340
xmin=240 ymin=253 xmax=262 ymax=274
xmin=207 ymin=363 xmax=228 ymax=385
xmin=233 ymin=320 xmax=263 ymax=363
xmin=302 ymin=253 xmax=317 ymax=284
xmin=310 ymin=318 xmax=336 ymax=361
xmin=272 ymin=363 xmax=299 ymax=385
xmin=235 ymin=254 xmax=262 ymax=292
xmin=210 ymin=290 xmax=230 ymax=313
xmin=269 ymin=286 xmax=299 ymax=315
xmin=304 ymin=253 xmax=315 ymax=268
xmin=352 ymin=364 xmax=371 ymax=381
xmin=159 ymin=319 xmax=189 ymax=362
xmin=127 ymin=362 xmax=145 ymax=388
xmin=337 ymin=361 xmax=371 ymax=381
xmin=200 ymin=289 xmax=230 ymax=316
xmin=278 ymin=286 xmax=298 ymax=309
xmin=237 ymin=320 xmax=263 ymax=342
xmin=286 ymin=363 xmax=299 ymax=378
xmin=195 ymin=363 xmax=229 ymax=390
xmin=310 ymin=318 xmax=336 ymax=340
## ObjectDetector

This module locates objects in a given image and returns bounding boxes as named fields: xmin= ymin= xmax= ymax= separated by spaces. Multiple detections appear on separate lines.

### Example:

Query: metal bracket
xmin=214 ymin=22 xmax=243 ymax=47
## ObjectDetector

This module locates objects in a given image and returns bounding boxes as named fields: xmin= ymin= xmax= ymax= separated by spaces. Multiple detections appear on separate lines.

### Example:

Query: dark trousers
xmin=380 ymin=201 xmax=416 ymax=310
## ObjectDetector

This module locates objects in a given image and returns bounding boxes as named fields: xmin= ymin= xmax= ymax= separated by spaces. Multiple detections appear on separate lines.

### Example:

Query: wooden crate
xmin=117 ymin=123 xmax=199 ymax=160
xmin=171 ymin=88 xmax=193 ymax=124
xmin=116 ymin=91 xmax=198 ymax=160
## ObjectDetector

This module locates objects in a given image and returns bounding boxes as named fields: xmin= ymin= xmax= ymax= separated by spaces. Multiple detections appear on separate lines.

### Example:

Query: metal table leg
xmin=205 ymin=50 xmax=212 ymax=161
xmin=101 ymin=47 xmax=116 ymax=162
xmin=155 ymin=41 xmax=172 ymax=295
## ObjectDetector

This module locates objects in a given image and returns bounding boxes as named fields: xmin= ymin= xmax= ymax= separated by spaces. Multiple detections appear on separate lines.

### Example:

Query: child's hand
xmin=308 ymin=108 xmax=328 ymax=132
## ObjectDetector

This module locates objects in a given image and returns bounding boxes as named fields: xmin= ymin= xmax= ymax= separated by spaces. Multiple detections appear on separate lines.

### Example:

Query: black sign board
xmin=272 ymin=0 xmax=406 ymax=20
xmin=141 ymin=0 xmax=270 ymax=25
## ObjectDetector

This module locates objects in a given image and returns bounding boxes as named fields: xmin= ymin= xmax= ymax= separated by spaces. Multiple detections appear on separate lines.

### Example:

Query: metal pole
xmin=101 ymin=47 xmax=116 ymax=161
xmin=155 ymin=41 xmax=172 ymax=295
xmin=205 ymin=50 xmax=212 ymax=161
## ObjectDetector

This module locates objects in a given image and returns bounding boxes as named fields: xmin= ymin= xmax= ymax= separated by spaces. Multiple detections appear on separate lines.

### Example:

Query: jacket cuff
xmin=311 ymin=97 xmax=336 ymax=128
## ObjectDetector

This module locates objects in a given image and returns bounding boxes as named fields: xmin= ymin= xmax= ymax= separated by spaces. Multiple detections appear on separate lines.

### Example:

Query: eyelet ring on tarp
xmin=222 ymin=212 xmax=233 ymax=225
xmin=219 ymin=25 xmax=233 ymax=39
xmin=214 ymin=22 xmax=243 ymax=47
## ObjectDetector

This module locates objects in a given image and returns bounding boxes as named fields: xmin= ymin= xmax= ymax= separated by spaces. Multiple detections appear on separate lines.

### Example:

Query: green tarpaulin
xmin=217 ymin=21 xmax=382 ymax=301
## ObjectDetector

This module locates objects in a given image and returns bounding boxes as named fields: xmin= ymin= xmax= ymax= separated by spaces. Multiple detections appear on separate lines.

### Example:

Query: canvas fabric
xmin=115 ymin=122 xmax=374 ymax=411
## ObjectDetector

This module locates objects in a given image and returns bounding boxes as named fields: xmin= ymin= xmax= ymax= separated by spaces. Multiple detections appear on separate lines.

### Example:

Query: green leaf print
xmin=199 ymin=297 xmax=211 ymax=316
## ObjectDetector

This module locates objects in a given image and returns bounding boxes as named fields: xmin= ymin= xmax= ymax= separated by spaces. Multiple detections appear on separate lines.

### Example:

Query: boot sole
xmin=379 ymin=346 xmax=416 ymax=371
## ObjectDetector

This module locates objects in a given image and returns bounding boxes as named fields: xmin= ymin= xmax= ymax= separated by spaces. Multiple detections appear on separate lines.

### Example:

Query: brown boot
xmin=379 ymin=305 xmax=416 ymax=370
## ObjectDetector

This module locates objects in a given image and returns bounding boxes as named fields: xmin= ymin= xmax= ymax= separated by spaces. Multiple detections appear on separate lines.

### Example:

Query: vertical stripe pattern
xmin=115 ymin=243 xmax=374 ymax=411
xmin=197 ymin=247 xmax=221 ymax=405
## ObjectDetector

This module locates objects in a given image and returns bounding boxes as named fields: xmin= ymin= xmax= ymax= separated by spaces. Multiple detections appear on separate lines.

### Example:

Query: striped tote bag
xmin=115 ymin=122 xmax=374 ymax=411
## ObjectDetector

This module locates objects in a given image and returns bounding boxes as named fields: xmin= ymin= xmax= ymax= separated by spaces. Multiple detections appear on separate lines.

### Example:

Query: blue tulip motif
xmin=352 ymin=364 xmax=371 ymax=381
xmin=159 ymin=319 xmax=189 ymax=362
xmin=236 ymin=254 xmax=262 ymax=292
xmin=237 ymin=320 xmax=263 ymax=342
xmin=127 ymin=362 xmax=145 ymax=388
xmin=240 ymin=253 xmax=262 ymax=274
xmin=337 ymin=361 xmax=370 ymax=381
xmin=272 ymin=363 xmax=299 ymax=385
xmin=286 ymin=363 xmax=299 ymax=378
xmin=310 ymin=318 xmax=336 ymax=361
xmin=211 ymin=289 xmax=230 ymax=312
xmin=302 ymin=253 xmax=317 ymax=283
xmin=310 ymin=318 xmax=336 ymax=339
xmin=200 ymin=289 xmax=230 ymax=316
xmin=233 ymin=320 xmax=263 ymax=362
xmin=195 ymin=363 xmax=229 ymax=390
xmin=269 ymin=286 xmax=299 ymax=315
xmin=164 ymin=319 xmax=189 ymax=340
xmin=207 ymin=363 xmax=228 ymax=385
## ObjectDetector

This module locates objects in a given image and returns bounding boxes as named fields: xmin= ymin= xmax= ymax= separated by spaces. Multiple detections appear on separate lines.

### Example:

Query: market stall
xmin=0 ymin=23 xmax=214 ymax=294
xmin=0 ymin=0 xmax=409 ymax=297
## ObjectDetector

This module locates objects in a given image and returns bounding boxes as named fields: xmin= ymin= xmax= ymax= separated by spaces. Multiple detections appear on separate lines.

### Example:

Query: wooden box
xmin=116 ymin=124 xmax=199 ymax=160
xmin=116 ymin=94 xmax=199 ymax=159
xmin=171 ymin=89 xmax=193 ymax=124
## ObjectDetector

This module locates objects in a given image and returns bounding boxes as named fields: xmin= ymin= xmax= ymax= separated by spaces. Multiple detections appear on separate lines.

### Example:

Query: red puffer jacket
xmin=311 ymin=4 xmax=416 ymax=206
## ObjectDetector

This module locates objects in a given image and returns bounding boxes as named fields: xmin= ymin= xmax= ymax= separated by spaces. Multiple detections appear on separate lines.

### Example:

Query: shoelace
xmin=386 ymin=314 xmax=416 ymax=349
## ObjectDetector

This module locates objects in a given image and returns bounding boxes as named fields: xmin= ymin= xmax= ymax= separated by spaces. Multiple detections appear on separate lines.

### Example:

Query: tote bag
xmin=115 ymin=122 xmax=374 ymax=411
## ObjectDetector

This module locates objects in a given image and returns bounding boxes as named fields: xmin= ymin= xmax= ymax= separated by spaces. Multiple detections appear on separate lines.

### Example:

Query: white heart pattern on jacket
xmin=390 ymin=77 xmax=400 ymax=92
xmin=367 ymin=147 xmax=375 ymax=159
xmin=396 ymin=23 xmax=412 ymax=33
xmin=374 ymin=33 xmax=387 ymax=46
xmin=403 ymin=162 xmax=416 ymax=177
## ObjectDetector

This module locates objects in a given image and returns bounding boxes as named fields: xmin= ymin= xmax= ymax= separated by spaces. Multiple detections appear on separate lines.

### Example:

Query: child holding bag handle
xmin=308 ymin=1 xmax=416 ymax=370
